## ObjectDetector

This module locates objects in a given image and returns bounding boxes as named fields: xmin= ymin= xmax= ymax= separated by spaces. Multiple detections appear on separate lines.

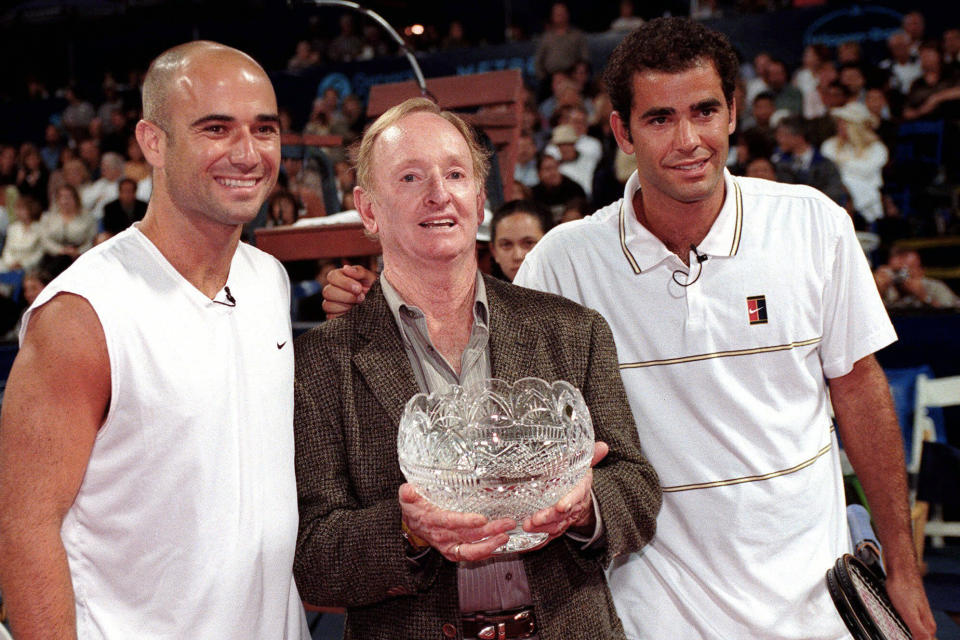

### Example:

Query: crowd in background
xmin=0 ymin=0 xmax=958 ymax=331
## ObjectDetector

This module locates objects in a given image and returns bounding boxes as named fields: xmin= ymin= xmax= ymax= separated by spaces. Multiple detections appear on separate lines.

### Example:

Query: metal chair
xmin=911 ymin=373 xmax=960 ymax=549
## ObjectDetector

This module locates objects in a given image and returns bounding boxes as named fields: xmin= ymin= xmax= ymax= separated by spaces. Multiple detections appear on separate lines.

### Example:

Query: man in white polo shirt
xmin=318 ymin=17 xmax=936 ymax=640
xmin=516 ymin=17 xmax=935 ymax=640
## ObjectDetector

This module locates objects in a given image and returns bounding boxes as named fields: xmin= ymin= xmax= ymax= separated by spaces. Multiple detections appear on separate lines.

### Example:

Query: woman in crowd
xmin=793 ymin=44 xmax=832 ymax=118
xmin=39 ymin=184 xmax=97 ymax=260
xmin=0 ymin=195 xmax=44 ymax=273
xmin=821 ymin=102 xmax=888 ymax=223
xmin=266 ymin=190 xmax=300 ymax=227
xmin=488 ymin=199 xmax=553 ymax=282
xmin=16 ymin=144 xmax=49 ymax=210
xmin=124 ymin=135 xmax=151 ymax=183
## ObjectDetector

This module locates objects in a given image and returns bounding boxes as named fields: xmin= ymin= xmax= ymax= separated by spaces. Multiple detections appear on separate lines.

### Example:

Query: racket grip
xmin=847 ymin=504 xmax=878 ymax=548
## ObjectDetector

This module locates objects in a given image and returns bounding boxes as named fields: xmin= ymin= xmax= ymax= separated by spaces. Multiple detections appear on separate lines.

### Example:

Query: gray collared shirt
xmin=381 ymin=273 xmax=534 ymax=616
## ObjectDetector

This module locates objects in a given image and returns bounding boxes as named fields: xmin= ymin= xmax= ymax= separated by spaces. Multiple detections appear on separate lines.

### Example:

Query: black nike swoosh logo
xmin=277 ymin=342 xmax=287 ymax=349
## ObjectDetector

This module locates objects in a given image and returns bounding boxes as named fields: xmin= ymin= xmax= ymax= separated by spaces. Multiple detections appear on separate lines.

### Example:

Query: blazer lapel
xmin=352 ymin=282 xmax=421 ymax=427
xmin=485 ymin=276 xmax=539 ymax=382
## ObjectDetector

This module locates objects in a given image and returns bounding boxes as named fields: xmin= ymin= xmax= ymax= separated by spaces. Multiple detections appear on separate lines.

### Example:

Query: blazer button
xmin=442 ymin=622 xmax=457 ymax=638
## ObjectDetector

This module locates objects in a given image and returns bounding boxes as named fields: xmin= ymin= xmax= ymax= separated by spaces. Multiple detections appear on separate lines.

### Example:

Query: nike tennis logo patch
xmin=277 ymin=342 xmax=287 ymax=349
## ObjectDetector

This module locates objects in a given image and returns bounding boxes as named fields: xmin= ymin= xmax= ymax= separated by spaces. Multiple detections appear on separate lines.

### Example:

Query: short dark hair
xmin=15 ymin=195 xmax=43 ymax=222
xmin=776 ymin=115 xmax=807 ymax=141
xmin=827 ymin=80 xmax=851 ymax=99
xmin=536 ymin=151 xmax=558 ymax=172
xmin=490 ymin=200 xmax=553 ymax=243
xmin=118 ymin=177 xmax=138 ymax=191
xmin=753 ymin=91 xmax=775 ymax=105
xmin=601 ymin=17 xmax=739 ymax=126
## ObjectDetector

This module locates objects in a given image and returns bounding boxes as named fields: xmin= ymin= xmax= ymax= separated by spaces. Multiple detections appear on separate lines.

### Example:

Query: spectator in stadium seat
xmin=875 ymin=248 xmax=960 ymax=309
xmin=865 ymin=88 xmax=898 ymax=152
xmin=328 ymin=13 xmax=364 ymax=62
xmin=805 ymin=79 xmax=844 ymax=147
xmin=943 ymin=27 xmax=960 ymax=77
xmin=902 ymin=11 xmax=926 ymax=56
xmin=839 ymin=63 xmax=867 ymax=104
xmin=766 ymin=58 xmax=803 ymax=115
xmin=60 ymin=86 xmax=95 ymax=140
xmin=609 ymin=0 xmax=644 ymax=32
xmin=266 ymin=190 xmax=300 ymax=228
xmin=880 ymin=31 xmax=922 ymax=96
xmin=83 ymin=152 xmax=126 ymax=219
xmin=744 ymin=156 xmax=778 ymax=181
xmin=39 ymin=184 xmax=96 ymax=259
xmin=40 ymin=124 xmax=64 ymax=172
xmin=904 ymin=41 xmax=960 ymax=121
xmin=538 ymin=71 xmax=577 ymax=126
xmin=534 ymin=2 xmax=590 ymax=91
xmin=793 ymin=45 xmax=831 ymax=118
xmin=77 ymin=138 xmax=101 ymax=181
xmin=837 ymin=40 xmax=863 ymax=66
xmin=773 ymin=115 xmax=846 ymax=205
xmin=0 ymin=145 xmax=17 ymax=188
xmin=288 ymin=40 xmax=320 ymax=71
xmin=99 ymin=177 xmax=147 ymax=240
xmin=530 ymin=152 xmax=587 ymax=220
xmin=545 ymin=121 xmax=599 ymax=199
xmin=822 ymin=101 xmax=888 ymax=222
xmin=123 ymin=134 xmax=151 ymax=184
xmin=744 ymin=51 xmax=772 ymax=107
xmin=0 ymin=195 xmax=44 ymax=273
xmin=513 ymin=132 xmax=539 ymax=188
xmin=15 ymin=144 xmax=49 ymax=210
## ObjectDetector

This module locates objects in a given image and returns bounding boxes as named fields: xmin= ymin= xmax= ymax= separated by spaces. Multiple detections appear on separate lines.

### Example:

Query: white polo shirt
xmin=515 ymin=170 xmax=895 ymax=639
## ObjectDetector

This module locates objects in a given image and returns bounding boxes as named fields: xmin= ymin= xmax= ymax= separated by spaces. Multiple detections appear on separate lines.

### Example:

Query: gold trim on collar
xmin=729 ymin=178 xmax=743 ymax=256
xmin=619 ymin=336 xmax=822 ymax=370
xmin=619 ymin=177 xmax=743 ymax=273
xmin=662 ymin=436 xmax=833 ymax=493
xmin=619 ymin=200 xmax=642 ymax=275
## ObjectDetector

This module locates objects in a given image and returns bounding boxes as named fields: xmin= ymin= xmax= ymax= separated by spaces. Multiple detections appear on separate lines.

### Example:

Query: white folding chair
xmin=912 ymin=373 xmax=960 ymax=549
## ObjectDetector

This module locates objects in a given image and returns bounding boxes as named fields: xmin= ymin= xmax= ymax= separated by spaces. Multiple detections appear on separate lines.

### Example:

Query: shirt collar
xmin=619 ymin=168 xmax=743 ymax=275
xmin=381 ymin=271 xmax=489 ymax=331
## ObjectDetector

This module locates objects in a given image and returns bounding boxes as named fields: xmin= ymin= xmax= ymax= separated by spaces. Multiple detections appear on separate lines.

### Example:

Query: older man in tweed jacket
xmin=293 ymin=98 xmax=661 ymax=640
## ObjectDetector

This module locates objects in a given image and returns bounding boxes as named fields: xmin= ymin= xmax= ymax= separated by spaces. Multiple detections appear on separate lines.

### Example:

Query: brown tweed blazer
xmin=293 ymin=274 xmax=661 ymax=640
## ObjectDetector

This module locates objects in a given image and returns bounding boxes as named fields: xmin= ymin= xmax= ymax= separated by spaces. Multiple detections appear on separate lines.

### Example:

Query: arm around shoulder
xmin=0 ymin=293 xmax=110 ymax=639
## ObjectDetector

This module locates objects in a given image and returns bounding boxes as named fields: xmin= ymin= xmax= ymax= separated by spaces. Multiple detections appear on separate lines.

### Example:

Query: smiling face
xmin=145 ymin=51 xmax=280 ymax=229
xmin=611 ymin=60 xmax=735 ymax=214
xmin=354 ymin=111 xmax=484 ymax=272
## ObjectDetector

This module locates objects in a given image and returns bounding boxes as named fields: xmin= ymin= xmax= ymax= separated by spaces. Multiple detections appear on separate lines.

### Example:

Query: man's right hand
xmin=322 ymin=264 xmax=377 ymax=319
xmin=399 ymin=484 xmax=515 ymax=564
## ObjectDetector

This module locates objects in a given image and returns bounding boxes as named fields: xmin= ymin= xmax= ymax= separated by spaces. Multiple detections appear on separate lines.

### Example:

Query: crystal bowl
xmin=397 ymin=377 xmax=595 ymax=554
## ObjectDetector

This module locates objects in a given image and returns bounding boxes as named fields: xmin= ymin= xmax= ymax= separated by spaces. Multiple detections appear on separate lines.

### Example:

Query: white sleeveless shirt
xmin=23 ymin=226 xmax=309 ymax=640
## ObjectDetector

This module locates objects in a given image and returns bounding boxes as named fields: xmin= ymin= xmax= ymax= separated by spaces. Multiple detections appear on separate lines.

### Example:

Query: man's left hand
xmin=886 ymin=563 xmax=937 ymax=640
xmin=521 ymin=442 xmax=608 ymax=541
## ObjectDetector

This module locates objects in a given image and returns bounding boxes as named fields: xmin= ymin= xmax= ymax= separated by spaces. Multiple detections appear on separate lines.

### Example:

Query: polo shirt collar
xmin=619 ymin=168 xmax=743 ymax=275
